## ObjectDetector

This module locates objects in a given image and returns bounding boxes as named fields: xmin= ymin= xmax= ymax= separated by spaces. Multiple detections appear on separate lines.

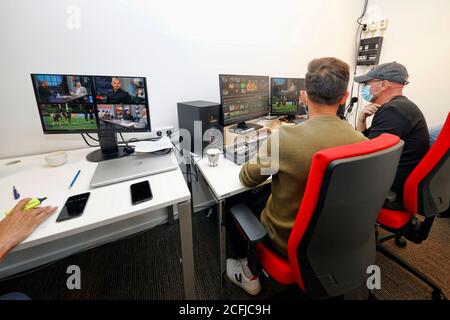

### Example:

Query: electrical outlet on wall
xmin=379 ymin=18 xmax=389 ymax=30
xmin=362 ymin=23 xmax=370 ymax=34
xmin=369 ymin=21 xmax=378 ymax=32
xmin=149 ymin=126 xmax=175 ymax=138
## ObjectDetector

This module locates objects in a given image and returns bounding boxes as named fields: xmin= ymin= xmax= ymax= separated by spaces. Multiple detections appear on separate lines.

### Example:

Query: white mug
xmin=45 ymin=151 xmax=67 ymax=167
xmin=206 ymin=148 xmax=221 ymax=167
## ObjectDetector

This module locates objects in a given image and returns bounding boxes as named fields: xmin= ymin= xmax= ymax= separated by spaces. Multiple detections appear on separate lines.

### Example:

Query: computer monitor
xmin=270 ymin=77 xmax=306 ymax=120
xmin=31 ymin=74 xmax=150 ymax=162
xmin=219 ymin=74 xmax=269 ymax=133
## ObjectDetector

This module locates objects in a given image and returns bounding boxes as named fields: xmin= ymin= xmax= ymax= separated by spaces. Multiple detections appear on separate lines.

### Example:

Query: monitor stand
xmin=263 ymin=113 xmax=278 ymax=120
xmin=86 ymin=131 xmax=134 ymax=163
xmin=228 ymin=122 xmax=263 ymax=134
xmin=279 ymin=114 xmax=296 ymax=122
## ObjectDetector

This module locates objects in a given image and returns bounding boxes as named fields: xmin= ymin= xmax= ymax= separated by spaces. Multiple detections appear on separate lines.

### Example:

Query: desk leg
xmin=178 ymin=200 xmax=196 ymax=299
xmin=218 ymin=199 xmax=226 ymax=287
xmin=167 ymin=205 xmax=175 ymax=225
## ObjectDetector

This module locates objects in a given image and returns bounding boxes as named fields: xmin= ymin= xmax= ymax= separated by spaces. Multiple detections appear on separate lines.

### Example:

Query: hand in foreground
xmin=0 ymin=198 xmax=57 ymax=261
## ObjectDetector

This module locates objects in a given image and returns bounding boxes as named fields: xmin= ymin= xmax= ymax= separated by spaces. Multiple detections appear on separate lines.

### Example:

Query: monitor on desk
xmin=31 ymin=74 xmax=150 ymax=162
xmin=219 ymin=74 xmax=269 ymax=133
xmin=270 ymin=77 xmax=306 ymax=121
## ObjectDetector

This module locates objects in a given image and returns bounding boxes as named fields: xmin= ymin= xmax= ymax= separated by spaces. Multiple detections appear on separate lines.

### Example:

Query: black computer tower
xmin=177 ymin=100 xmax=223 ymax=156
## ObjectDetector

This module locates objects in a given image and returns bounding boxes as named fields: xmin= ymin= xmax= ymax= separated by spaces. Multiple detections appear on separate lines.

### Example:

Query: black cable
xmin=81 ymin=133 xmax=99 ymax=147
xmin=150 ymin=148 xmax=172 ymax=155
xmin=189 ymin=154 xmax=199 ymax=181
xmin=117 ymin=136 xmax=162 ymax=145
xmin=181 ymin=172 xmax=197 ymax=178
xmin=167 ymin=130 xmax=184 ymax=157
xmin=86 ymin=133 xmax=99 ymax=142
xmin=170 ymin=131 xmax=199 ymax=179
xmin=353 ymin=83 xmax=362 ymax=128
xmin=347 ymin=0 xmax=369 ymax=123
xmin=118 ymin=132 xmax=127 ymax=146
xmin=167 ymin=130 xmax=200 ymax=181
xmin=357 ymin=0 xmax=369 ymax=26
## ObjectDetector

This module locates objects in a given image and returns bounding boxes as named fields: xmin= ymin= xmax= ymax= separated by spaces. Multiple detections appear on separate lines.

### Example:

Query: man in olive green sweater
xmin=227 ymin=57 xmax=367 ymax=295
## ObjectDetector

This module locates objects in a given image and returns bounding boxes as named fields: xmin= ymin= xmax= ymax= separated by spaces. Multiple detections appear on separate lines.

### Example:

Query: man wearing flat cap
xmin=354 ymin=62 xmax=429 ymax=209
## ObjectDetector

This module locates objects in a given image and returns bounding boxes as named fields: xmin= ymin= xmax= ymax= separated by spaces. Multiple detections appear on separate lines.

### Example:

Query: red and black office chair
xmin=229 ymin=134 xmax=403 ymax=299
xmin=376 ymin=113 xmax=450 ymax=300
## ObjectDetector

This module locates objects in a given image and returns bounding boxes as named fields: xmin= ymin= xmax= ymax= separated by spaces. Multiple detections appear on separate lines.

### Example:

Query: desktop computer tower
xmin=177 ymin=100 xmax=223 ymax=156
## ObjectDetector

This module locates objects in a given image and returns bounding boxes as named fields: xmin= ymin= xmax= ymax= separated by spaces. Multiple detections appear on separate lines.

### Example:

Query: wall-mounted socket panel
xmin=379 ymin=18 xmax=389 ymax=30
xmin=369 ymin=21 xmax=378 ymax=32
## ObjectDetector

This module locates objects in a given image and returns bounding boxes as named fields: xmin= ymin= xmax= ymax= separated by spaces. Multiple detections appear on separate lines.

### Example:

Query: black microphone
xmin=346 ymin=97 xmax=358 ymax=114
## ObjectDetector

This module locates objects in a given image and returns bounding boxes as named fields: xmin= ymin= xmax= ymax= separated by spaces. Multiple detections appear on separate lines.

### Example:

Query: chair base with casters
xmin=375 ymin=113 xmax=450 ymax=300
xmin=376 ymin=213 xmax=447 ymax=300
xmin=376 ymin=241 xmax=446 ymax=300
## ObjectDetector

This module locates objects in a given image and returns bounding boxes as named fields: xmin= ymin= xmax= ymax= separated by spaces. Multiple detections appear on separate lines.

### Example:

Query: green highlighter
xmin=5 ymin=197 xmax=47 ymax=216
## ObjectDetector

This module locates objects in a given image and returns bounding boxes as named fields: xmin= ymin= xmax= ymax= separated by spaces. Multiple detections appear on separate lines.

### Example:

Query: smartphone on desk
xmin=56 ymin=192 xmax=90 ymax=222
xmin=131 ymin=180 xmax=153 ymax=205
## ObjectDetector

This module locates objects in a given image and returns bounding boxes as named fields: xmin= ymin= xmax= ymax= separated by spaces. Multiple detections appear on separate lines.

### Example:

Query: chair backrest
xmin=287 ymin=134 xmax=403 ymax=299
xmin=404 ymin=113 xmax=450 ymax=217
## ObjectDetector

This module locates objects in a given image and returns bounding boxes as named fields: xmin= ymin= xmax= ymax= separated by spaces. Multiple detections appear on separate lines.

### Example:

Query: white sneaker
xmin=226 ymin=258 xmax=261 ymax=295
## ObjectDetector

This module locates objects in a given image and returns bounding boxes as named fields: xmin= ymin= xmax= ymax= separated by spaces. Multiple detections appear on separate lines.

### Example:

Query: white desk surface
xmin=196 ymin=154 xmax=271 ymax=201
xmin=204 ymin=116 xmax=300 ymax=199
xmin=0 ymin=148 xmax=190 ymax=252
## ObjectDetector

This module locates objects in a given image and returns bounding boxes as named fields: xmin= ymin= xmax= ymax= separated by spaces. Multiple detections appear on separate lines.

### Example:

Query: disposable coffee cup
xmin=206 ymin=148 xmax=221 ymax=167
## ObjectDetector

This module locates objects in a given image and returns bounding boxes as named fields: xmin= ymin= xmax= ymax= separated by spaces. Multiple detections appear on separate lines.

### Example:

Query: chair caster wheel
xmin=432 ymin=290 xmax=447 ymax=300
xmin=395 ymin=236 xmax=407 ymax=248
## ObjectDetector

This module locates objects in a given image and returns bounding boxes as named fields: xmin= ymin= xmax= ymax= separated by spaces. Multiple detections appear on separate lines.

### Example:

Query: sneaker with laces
xmin=226 ymin=259 xmax=261 ymax=295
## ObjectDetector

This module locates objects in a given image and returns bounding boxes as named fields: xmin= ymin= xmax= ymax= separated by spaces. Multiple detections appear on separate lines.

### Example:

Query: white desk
xmin=196 ymin=154 xmax=271 ymax=283
xmin=0 ymin=148 xmax=195 ymax=299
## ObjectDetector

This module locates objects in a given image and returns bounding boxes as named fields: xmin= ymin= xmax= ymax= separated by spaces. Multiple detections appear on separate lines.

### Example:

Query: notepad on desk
xmin=129 ymin=136 xmax=174 ymax=153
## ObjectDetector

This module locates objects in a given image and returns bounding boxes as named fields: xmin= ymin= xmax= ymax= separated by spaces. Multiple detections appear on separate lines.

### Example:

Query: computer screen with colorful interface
xmin=219 ymin=74 xmax=269 ymax=126
xmin=270 ymin=77 xmax=305 ymax=115
xmin=31 ymin=74 xmax=150 ymax=134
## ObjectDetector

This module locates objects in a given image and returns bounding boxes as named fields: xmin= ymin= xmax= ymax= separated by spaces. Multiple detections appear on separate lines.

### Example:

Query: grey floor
xmin=0 ymin=210 xmax=449 ymax=300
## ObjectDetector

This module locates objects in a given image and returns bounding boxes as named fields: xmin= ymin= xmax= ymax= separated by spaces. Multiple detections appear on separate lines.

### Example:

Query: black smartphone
xmin=131 ymin=181 xmax=153 ymax=205
xmin=56 ymin=192 xmax=90 ymax=222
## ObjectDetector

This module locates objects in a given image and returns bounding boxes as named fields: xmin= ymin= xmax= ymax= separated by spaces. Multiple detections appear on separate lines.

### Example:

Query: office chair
xmin=376 ymin=113 xmax=450 ymax=300
xmin=229 ymin=134 xmax=403 ymax=299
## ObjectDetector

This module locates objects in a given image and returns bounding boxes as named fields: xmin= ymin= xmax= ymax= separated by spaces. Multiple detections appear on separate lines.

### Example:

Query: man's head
xmin=355 ymin=62 xmax=409 ymax=104
xmin=302 ymin=57 xmax=350 ymax=111
xmin=39 ymin=80 xmax=48 ymax=88
xmin=75 ymin=82 xmax=81 ymax=88
xmin=111 ymin=77 xmax=122 ymax=91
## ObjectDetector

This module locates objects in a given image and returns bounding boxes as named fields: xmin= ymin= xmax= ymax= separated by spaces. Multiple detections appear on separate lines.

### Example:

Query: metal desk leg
xmin=167 ymin=205 xmax=175 ymax=225
xmin=178 ymin=200 xmax=195 ymax=299
xmin=218 ymin=199 xmax=226 ymax=287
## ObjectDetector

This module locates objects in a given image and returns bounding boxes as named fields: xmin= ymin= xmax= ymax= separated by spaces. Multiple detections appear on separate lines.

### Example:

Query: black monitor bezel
xmin=270 ymin=77 xmax=305 ymax=115
xmin=219 ymin=74 xmax=270 ymax=126
xmin=30 ymin=73 xmax=151 ymax=134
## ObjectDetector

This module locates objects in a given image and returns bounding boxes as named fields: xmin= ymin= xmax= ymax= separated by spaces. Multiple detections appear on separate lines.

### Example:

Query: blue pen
xmin=13 ymin=186 xmax=20 ymax=200
xmin=69 ymin=170 xmax=81 ymax=189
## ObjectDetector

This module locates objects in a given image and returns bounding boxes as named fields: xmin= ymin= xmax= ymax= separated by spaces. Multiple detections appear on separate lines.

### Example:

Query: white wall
xmin=356 ymin=0 xmax=450 ymax=126
xmin=0 ymin=0 xmax=363 ymax=159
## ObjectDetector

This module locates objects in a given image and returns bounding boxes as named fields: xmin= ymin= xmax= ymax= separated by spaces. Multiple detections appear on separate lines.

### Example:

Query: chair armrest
xmin=229 ymin=203 xmax=267 ymax=244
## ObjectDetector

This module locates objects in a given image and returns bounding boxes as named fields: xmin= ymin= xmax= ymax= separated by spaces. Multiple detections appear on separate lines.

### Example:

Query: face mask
xmin=362 ymin=83 xmax=382 ymax=102
xmin=362 ymin=85 xmax=374 ymax=102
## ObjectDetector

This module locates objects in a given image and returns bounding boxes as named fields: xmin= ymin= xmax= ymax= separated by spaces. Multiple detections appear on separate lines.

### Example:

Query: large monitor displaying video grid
xmin=31 ymin=74 xmax=150 ymax=134
xmin=219 ymin=74 xmax=269 ymax=126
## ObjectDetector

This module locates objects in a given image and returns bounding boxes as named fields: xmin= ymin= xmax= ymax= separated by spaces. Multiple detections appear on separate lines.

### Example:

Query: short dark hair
xmin=305 ymin=57 xmax=349 ymax=105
